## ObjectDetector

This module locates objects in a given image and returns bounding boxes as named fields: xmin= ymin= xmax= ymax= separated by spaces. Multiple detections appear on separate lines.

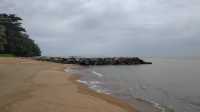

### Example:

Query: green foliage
xmin=0 ymin=13 xmax=41 ymax=57
xmin=0 ymin=25 xmax=7 ymax=52
xmin=0 ymin=54 xmax=15 ymax=57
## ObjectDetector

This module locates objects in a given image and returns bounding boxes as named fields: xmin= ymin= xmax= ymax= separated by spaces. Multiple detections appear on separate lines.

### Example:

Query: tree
xmin=0 ymin=25 xmax=6 ymax=53
xmin=9 ymin=34 xmax=41 ymax=56
xmin=0 ymin=13 xmax=41 ymax=56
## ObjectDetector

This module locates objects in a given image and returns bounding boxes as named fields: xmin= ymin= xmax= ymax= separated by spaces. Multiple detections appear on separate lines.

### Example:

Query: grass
xmin=0 ymin=54 xmax=15 ymax=57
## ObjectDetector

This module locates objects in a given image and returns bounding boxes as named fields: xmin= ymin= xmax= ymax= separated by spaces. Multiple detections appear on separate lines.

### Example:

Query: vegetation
xmin=0 ymin=54 xmax=15 ymax=57
xmin=0 ymin=13 xmax=41 ymax=57
xmin=0 ymin=25 xmax=6 ymax=52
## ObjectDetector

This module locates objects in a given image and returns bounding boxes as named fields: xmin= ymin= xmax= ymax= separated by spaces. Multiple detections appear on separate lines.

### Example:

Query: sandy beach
xmin=0 ymin=58 xmax=136 ymax=112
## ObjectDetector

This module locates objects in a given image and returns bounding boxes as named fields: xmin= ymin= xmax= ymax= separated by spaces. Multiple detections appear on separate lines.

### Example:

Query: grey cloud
xmin=1 ymin=0 xmax=200 ymax=57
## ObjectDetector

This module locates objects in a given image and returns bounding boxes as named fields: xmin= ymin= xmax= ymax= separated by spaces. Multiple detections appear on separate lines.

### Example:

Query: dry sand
xmin=0 ymin=58 xmax=136 ymax=112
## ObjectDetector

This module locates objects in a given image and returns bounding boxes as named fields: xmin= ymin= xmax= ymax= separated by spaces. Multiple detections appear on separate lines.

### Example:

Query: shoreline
xmin=0 ymin=57 xmax=137 ymax=112
xmin=68 ymin=75 xmax=137 ymax=112
xmin=54 ymin=64 xmax=137 ymax=112
xmin=53 ymin=62 xmax=137 ymax=112
xmin=66 ymin=65 xmax=162 ymax=112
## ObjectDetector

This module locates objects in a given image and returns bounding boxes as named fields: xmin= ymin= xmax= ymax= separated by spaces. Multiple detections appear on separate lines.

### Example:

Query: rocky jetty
xmin=33 ymin=56 xmax=152 ymax=65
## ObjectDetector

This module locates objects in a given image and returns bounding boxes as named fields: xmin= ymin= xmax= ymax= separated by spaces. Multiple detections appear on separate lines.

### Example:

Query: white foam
xmin=64 ymin=68 xmax=70 ymax=73
xmin=76 ymin=80 xmax=88 ymax=85
xmin=92 ymin=71 xmax=104 ymax=77
xmin=87 ymin=83 xmax=112 ymax=95
xmin=89 ymin=86 xmax=111 ymax=95
xmin=89 ymin=81 xmax=102 ymax=84
xmin=89 ymin=84 xmax=98 ymax=89
xmin=135 ymin=97 xmax=165 ymax=111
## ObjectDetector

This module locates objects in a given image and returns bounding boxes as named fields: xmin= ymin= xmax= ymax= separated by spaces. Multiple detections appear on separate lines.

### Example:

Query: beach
xmin=0 ymin=58 xmax=136 ymax=112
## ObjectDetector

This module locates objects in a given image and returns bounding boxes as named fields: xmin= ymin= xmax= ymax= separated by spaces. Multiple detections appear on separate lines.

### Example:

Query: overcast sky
xmin=1 ymin=0 xmax=200 ymax=57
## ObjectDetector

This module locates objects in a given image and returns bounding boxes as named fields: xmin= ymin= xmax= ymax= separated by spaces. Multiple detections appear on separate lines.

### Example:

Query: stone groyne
xmin=33 ymin=56 xmax=152 ymax=65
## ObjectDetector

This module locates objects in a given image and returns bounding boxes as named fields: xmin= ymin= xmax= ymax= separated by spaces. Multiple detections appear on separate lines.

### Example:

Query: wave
xmin=64 ymin=68 xmax=70 ymax=73
xmin=77 ymin=80 xmax=88 ymax=85
xmin=135 ymin=97 xmax=175 ymax=112
xmin=178 ymin=96 xmax=200 ymax=108
xmin=92 ymin=70 xmax=104 ymax=77
xmin=89 ymin=85 xmax=111 ymax=95
xmin=64 ymin=68 xmax=77 ymax=73
xmin=76 ymin=79 xmax=111 ymax=95
xmin=66 ymin=67 xmax=175 ymax=112
xmin=90 ymin=81 xmax=103 ymax=84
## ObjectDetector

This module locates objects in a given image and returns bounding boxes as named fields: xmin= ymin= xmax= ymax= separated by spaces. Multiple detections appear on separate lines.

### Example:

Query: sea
xmin=65 ymin=57 xmax=200 ymax=112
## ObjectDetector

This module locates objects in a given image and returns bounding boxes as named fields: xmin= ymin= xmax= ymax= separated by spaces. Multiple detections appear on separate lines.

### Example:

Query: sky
xmin=1 ymin=0 xmax=200 ymax=57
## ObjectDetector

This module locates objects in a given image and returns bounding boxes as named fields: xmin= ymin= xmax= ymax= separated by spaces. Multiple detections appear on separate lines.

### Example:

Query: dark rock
xmin=33 ymin=56 xmax=152 ymax=65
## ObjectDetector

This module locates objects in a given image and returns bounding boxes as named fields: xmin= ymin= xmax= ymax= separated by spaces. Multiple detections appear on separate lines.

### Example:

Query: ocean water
xmin=66 ymin=58 xmax=200 ymax=112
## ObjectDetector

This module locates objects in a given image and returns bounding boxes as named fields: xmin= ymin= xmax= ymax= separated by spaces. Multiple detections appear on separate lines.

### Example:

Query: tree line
xmin=0 ymin=13 xmax=41 ymax=57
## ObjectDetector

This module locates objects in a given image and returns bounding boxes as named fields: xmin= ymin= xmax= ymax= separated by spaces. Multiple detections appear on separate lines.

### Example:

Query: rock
xmin=33 ymin=56 xmax=152 ymax=65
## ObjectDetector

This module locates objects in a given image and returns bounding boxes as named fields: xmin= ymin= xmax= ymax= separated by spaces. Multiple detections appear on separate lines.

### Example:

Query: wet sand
xmin=0 ymin=58 xmax=136 ymax=112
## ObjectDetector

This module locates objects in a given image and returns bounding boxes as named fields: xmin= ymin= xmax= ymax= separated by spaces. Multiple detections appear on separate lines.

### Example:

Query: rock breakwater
xmin=33 ymin=56 xmax=152 ymax=65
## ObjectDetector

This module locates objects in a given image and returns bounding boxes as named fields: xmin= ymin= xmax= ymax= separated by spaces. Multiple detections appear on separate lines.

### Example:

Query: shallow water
xmin=67 ymin=58 xmax=200 ymax=112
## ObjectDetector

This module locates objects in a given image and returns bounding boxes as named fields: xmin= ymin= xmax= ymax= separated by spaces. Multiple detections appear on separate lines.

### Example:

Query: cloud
xmin=1 ymin=0 xmax=200 ymax=57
